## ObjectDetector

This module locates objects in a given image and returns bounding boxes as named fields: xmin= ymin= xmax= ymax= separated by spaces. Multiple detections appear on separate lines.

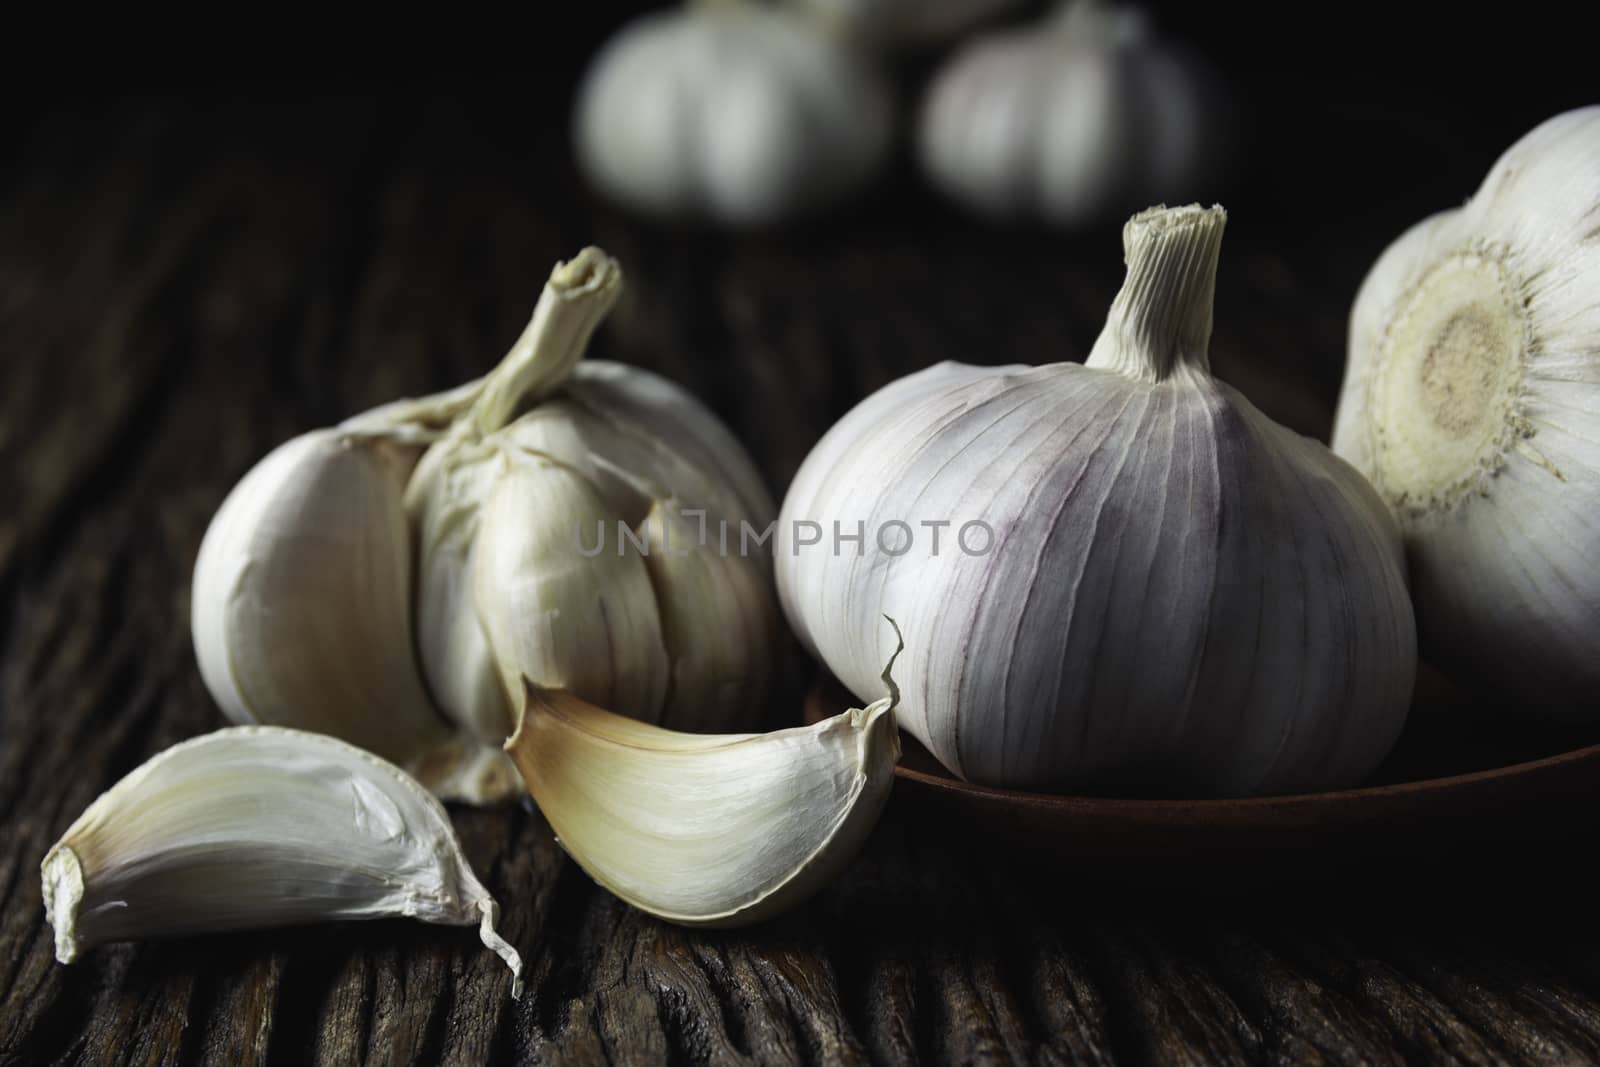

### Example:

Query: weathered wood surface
xmin=6 ymin=89 xmax=1600 ymax=1067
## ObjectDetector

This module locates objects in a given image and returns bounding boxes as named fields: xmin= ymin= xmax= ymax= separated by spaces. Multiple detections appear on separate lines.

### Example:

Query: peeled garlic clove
xmin=1333 ymin=107 xmax=1600 ymax=713
xmin=505 ymin=635 xmax=902 ymax=926
xmin=191 ymin=429 xmax=518 ymax=804
xmin=473 ymin=456 xmax=669 ymax=724
xmin=640 ymin=502 xmax=777 ymax=732
xmin=42 ymin=726 xmax=523 ymax=996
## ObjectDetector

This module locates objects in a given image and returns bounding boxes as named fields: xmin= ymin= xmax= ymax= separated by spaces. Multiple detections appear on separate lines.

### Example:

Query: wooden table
xmin=7 ymin=87 xmax=1600 ymax=1067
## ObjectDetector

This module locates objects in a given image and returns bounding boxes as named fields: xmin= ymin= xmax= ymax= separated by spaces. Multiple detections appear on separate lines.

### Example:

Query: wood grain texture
xmin=5 ymin=89 xmax=1600 ymax=1067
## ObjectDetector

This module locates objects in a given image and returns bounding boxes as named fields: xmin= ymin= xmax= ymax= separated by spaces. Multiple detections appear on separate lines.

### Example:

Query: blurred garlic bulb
xmin=919 ymin=0 xmax=1224 ymax=226
xmin=779 ymin=205 xmax=1415 ymax=796
xmin=43 ymin=726 xmax=522 ymax=995
xmin=790 ymin=0 xmax=1021 ymax=46
xmin=574 ymin=2 xmax=892 ymax=225
xmin=408 ymin=248 xmax=778 ymax=742
xmin=192 ymin=429 xmax=518 ymax=804
xmin=1333 ymin=107 xmax=1600 ymax=713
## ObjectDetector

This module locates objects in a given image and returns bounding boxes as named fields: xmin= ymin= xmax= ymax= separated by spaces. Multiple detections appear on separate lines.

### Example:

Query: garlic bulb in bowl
xmin=1333 ymin=107 xmax=1600 ymax=714
xmin=778 ymin=205 xmax=1415 ymax=797
xmin=918 ymin=0 xmax=1223 ymax=226
xmin=574 ymin=2 xmax=892 ymax=225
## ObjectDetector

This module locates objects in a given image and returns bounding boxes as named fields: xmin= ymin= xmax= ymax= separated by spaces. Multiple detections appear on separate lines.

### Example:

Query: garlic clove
xmin=410 ymin=442 xmax=514 ymax=746
xmin=565 ymin=361 xmax=777 ymax=530
xmin=639 ymin=502 xmax=777 ymax=732
xmin=42 ymin=726 xmax=523 ymax=997
xmin=472 ymin=455 xmax=669 ymax=725
xmin=191 ymin=429 xmax=519 ymax=805
xmin=504 ymin=631 xmax=902 ymax=926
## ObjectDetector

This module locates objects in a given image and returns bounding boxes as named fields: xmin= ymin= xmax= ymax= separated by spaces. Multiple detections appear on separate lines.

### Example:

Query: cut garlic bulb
xmin=191 ymin=429 xmax=518 ymax=804
xmin=42 ymin=726 xmax=522 ymax=996
xmin=505 ymin=631 xmax=901 ymax=926
xmin=1333 ymin=107 xmax=1600 ymax=712
xmin=779 ymin=204 xmax=1416 ymax=796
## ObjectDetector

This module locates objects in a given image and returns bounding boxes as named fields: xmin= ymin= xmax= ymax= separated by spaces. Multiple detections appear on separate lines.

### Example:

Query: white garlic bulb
xmin=192 ymin=428 xmax=518 ymax=804
xmin=408 ymin=248 xmax=778 ymax=742
xmin=574 ymin=2 xmax=892 ymax=225
xmin=43 ymin=726 xmax=522 ymax=995
xmin=919 ymin=1 xmax=1222 ymax=226
xmin=789 ymin=0 xmax=1021 ymax=46
xmin=778 ymin=205 xmax=1416 ymax=796
xmin=1332 ymin=107 xmax=1600 ymax=713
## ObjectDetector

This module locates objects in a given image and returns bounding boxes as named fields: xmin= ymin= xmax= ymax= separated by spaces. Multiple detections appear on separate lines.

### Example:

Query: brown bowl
xmin=803 ymin=665 xmax=1600 ymax=889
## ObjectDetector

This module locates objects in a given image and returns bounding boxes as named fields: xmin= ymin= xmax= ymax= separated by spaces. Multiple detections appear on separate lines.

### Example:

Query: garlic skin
xmin=505 ymin=633 xmax=900 ymax=927
xmin=779 ymin=205 xmax=1415 ymax=796
xmin=191 ymin=429 xmax=519 ymax=804
xmin=42 ymin=726 xmax=522 ymax=996
xmin=574 ymin=3 xmax=892 ymax=225
xmin=1333 ymin=108 xmax=1600 ymax=713
xmin=919 ymin=1 xmax=1223 ymax=226
xmin=408 ymin=248 xmax=777 ymax=742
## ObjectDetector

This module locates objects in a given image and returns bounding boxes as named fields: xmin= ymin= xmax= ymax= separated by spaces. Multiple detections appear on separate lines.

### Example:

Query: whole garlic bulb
xmin=789 ymin=0 xmax=1021 ymax=46
xmin=574 ymin=2 xmax=892 ymax=225
xmin=408 ymin=248 xmax=778 ymax=743
xmin=778 ymin=205 xmax=1416 ymax=796
xmin=1333 ymin=107 xmax=1600 ymax=713
xmin=919 ymin=1 xmax=1222 ymax=226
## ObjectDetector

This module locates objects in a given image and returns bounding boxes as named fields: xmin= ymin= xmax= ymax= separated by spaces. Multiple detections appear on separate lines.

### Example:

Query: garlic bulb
xmin=408 ymin=248 xmax=777 ymax=742
xmin=1332 ymin=107 xmax=1600 ymax=712
xmin=919 ymin=1 xmax=1223 ymax=226
xmin=778 ymin=205 xmax=1416 ymax=796
xmin=191 ymin=428 xmax=518 ymax=804
xmin=574 ymin=2 xmax=892 ymax=225
xmin=42 ymin=726 xmax=522 ymax=996
xmin=790 ymin=0 xmax=1021 ymax=45
xmin=505 ymin=630 xmax=901 ymax=926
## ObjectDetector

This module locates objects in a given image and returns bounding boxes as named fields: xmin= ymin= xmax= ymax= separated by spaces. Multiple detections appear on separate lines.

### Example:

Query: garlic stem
xmin=469 ymin=248 xmax=623 ymax=437
xmin=1086 ymin=203 xmax=1225 ymax=383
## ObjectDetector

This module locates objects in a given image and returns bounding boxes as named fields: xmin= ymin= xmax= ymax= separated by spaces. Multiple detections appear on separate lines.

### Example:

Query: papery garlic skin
xmin=779 ymin=205 xmax=1415 ymax=796
xmin=408 ymin=248 xmax=778 ymax=742
xmin=505 ymin=635 xmax=900 ymax=926
xmin=919 ymin=1 xmax=1222 ymax=226
xmin=1333 ymin=107 xmax=1600 ymax=712
xmin=42 ymin=726 xmax=522 ymax=997
xmin=191 ymin=430 xmax=518 ymax=804
xmin=574 ymin=4 xmax=891 ymax=224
